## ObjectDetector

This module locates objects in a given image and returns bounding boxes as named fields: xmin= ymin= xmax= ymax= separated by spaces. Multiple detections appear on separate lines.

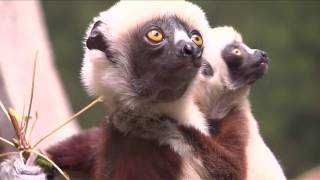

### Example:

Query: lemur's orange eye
xmin=233 ymin=48 xmax=242 ymax=56
xmin=146 ymin=29 xmax=163 ymax=43
xmin=191 ymin=34 xmax=203 ymax=47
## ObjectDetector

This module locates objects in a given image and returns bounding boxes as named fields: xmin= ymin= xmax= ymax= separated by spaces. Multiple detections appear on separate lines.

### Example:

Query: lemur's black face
xmin=128 ymin=16 xmax=204 ymax=102
xmin=221 ymin=42 xmax=269 ymax=87
xmin=87 ymin=16 xmax=204 ymax=103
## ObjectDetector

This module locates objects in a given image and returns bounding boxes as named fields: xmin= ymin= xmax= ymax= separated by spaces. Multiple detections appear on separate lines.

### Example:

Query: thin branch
xmin=31 ymin=150 xmax=70 ymax=180
xmin=0 ymin=136 xmax=15 ymax=147
xmin=33 ymin=96 xmax=103 ymax=148
xmin=21 ymin=99 xmax=27 ymax=132
xmin=28 ymin=112 xmax=38 ymax=143
xmin=8 ymin=109 xmax=29 ymax=149
xmin=8 ymin=109 xmax=22 ymax=140
xmin=0 ymin=151 xmax=18 ymax=158
xmin=25 ymin=50 xmax=39 ymax=135
xmin=0 ymin=100 xmax=11 ymax=122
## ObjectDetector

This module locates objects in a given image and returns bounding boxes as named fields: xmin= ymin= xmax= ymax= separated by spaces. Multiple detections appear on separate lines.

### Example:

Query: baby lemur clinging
xmin=195 ymin=26 xmax=286 ymax=180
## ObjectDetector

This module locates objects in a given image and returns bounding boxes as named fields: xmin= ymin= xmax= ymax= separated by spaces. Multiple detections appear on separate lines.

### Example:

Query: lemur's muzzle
xmin=177 ymin=40 xmax=203 ymax=68
xmin=184 ymin=43 xmax=203 ymax=67
xmin=255 ymin=50 xmax=269 ymax=64
xmin=251 ymin=49 xmax=269 ymax=68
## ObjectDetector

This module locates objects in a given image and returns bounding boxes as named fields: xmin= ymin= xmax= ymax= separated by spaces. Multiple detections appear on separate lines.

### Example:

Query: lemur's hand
xmin=0 ymin=155 xmax=48 ymax=180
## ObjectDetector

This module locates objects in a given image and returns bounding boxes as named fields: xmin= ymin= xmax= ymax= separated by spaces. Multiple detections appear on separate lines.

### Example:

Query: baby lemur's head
xmin=81 ymin=1 xmax=209 ymax=113
xmin=195 ymin=26 xmax=269 ymax=118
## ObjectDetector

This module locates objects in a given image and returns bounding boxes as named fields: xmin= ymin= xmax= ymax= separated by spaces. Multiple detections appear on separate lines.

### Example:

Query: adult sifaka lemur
xmin=47 ymin=1 xmax=243 ymax=180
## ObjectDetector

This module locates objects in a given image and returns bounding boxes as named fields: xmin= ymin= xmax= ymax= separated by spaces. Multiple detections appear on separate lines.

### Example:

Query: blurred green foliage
xmin=42 ymin=1 xmax=320 ymax=178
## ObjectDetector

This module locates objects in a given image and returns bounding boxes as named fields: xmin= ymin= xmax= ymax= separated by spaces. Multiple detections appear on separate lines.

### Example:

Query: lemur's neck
xmin=155 ymin=93 xmax=209 ymax=136
xmin=205 ymin=86 xmax=250 ymax=120
xmin=108 ymin=96 xmax=209 ymax=139
xmin=105 ymin=83 xmax=209 ymax=137
xmin=109 ymin=107 xmax=169 ymax=137
xmin=107 ymin=107 xmax=195 ymax=157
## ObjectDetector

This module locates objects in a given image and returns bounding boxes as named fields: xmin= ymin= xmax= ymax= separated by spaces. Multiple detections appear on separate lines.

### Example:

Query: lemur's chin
xmin=247 ymin=64 xmax=268 ymax=85
xmin=155 ymin=82 xmax=190 ymax=103
xmin=131 ymin=72 xmax=199 ymax=105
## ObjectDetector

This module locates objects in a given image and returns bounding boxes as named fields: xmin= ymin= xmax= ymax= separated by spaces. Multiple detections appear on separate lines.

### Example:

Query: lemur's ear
xmin=86 ymin=21 xmax=107 ymax=51
xmin=201 ymin=59 xmax=214 ymax=77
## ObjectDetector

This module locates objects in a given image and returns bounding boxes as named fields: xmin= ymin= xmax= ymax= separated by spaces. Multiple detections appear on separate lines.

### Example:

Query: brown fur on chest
xmin=46 ymin=110 xmax=248 ymax=180
xmin=96 ymin=122 xmax=244 ymax=180
xmin=94 ymin=125 xmax=182 ymax=180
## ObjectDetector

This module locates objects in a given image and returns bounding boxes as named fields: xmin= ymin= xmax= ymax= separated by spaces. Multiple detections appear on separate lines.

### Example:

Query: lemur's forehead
xmin=126 ymin=16 xmax=196 ymax=50
xmin=133 ymin=16 xmax=195 ymax=44
xmin=222 ymin=40 xmax=255 ymax=55
xmin=208 ymin=26 xmax=243 ymax=49
xmin=203 ymin=27 xmax=244 ymax=67
xmin=136 ymin=16 xmax=193 ymax=34
xmin=90 ymin=1 xmax=209 ymax=42
xmin=201 ymin=27 xmax=245 ymax=83
xmin=147 ymin=16 xmax=192 ymax=30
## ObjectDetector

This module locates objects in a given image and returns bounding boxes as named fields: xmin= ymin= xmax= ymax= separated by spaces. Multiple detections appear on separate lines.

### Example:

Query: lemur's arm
xmin=46 ymin=127 xmax=102 ymax=176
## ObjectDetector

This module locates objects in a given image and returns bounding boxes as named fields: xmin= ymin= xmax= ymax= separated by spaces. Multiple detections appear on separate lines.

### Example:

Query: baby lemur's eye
xmin=146 ymin=29 xmax=164 ymax=43
xmin=232 ymin=48 xmax=242 ymax=56
xmin=191 ymin=31 xmax=203 ymax=47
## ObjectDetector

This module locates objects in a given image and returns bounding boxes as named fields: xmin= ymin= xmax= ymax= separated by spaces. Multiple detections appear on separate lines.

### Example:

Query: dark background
xmin=42 ymin=1 xmax=320 ymax=178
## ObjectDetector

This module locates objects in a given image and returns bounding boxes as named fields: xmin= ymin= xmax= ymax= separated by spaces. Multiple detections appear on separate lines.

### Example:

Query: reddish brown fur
xmin=94 ymin=125 xmax=182 ymax=180
xmin=46 ymin=127 xmax=102 ymax=173
xmin=208 ymin=107 xmax=249 ymax=180
xmin=179 ymin=125 xmax=241 ymax=180
xmin=47 ymin=108 xmax=248 ymax=180
xmin=46 ymin=109 xmax=248 ymax=180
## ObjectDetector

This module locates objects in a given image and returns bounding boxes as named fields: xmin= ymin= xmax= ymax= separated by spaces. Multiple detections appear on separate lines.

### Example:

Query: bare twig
xmin=28 ymin=112 xmax=38 ymax=143
xmin=0 ymin=136 xmax=15 ymax=147
xmin=20 ymin=100 xmax=26 ymax=132
xmin=25 ymin=50 xmax=39 ymax=135
xmin=33 ymin=96 xmax=103 ymax=148
xmin=0 ymin=151 xmax=18 ymax=158
xmin=8 ymin=109 xmax=30 ymax=150
xmin=0 ymin=100 xmax=11 ymax=122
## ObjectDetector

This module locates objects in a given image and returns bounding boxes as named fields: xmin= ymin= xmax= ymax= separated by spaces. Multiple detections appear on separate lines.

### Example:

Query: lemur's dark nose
xmin=255 ymin=50 xmax=269 ymax=63
xmin=182 ymin=43 xmax=202 ymax=59
xmin=176 ymin=40 xmax=202 ymax=67
xmin=183 ymin=44 xmax=194 ymax=56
